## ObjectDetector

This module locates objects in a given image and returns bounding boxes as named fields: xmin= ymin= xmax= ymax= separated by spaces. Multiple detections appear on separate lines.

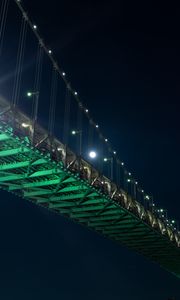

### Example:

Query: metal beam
xmin=0 ymin=147 xmax=30 ymax=157
xmin=0 ymin=133 xmax=10 ymax=142
xmin=49 ymin=198 xmax=104 ymax=209
xmin=0 ymin=158 xmax=48 ymax=171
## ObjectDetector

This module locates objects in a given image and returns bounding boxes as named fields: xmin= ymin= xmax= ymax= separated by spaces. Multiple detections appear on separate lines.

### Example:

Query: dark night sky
xmin=0 ymin=0 xmax=180 ymax=299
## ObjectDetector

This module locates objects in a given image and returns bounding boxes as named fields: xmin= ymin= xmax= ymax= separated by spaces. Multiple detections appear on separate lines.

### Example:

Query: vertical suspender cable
xmin=116 ymin=160 xmax=120 ymax=188
xmin=63 ymin=86 xmax=71 ymax=146
xmin=0 ymin=0 xmax=9 ymax=56
xmin=77 ymin=102 xmax=82 ymax=155
xmin=120 ymin=164 xmax=124 ymax=188
xmin=12 ymin=13 xmax=27 ymax=107
xmin=32 ymin=43 xmax=43 ymax=123
xmin=30 ymin=43 xmax=43 ymax=145
xmin=88 ymin=120 xmax=93 ymax=150
xmin=48 ymin=66 xmax=58 ymax=137
xmin=98 ymin=135 xmax=103 ymax=173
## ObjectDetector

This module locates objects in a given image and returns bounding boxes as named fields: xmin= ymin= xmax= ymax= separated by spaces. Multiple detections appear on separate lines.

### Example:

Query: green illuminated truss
xmin=0 ymin=99 xmax=180 ymax=279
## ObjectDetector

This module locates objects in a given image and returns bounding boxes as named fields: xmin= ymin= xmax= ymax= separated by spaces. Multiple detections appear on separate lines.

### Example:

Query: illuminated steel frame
xmin=0 ymin=97 xmax=179 ymax=279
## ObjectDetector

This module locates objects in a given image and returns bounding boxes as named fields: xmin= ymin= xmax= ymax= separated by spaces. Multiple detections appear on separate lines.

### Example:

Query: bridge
xmin=0 ymin=0 xmax=180 ymax=279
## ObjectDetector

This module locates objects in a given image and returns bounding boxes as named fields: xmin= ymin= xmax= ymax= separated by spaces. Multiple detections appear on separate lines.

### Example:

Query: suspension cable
xmin=12 ymin=0 xmax=127 ymax=173
xmin=12 ymin=13 xmax=27 ymax=107
xmin=63 ymin=86 xmax=71 ymax=145
xmin=48 ymin=65 xmax=58 ymax=136
xmin=88 ymin=119 xmax=94 ymax=150
xmin=98 ymin=136 xmax=103 ymax=173
xmin=77 ymin=102 xmax=82 ymax=155
xmin=31 ymin=43 xmax=43 ymax=123
xmin=0 ymin=0 xmax=9 ymax=56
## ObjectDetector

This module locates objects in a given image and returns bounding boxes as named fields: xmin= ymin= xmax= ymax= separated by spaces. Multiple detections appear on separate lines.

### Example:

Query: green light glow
xmin=0 ymin=123 xmax=179 ymax=279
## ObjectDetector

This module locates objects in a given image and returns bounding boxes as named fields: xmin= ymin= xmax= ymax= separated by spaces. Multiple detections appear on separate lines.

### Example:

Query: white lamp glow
xmin=89 ymin=151 xmax=97 ymax=159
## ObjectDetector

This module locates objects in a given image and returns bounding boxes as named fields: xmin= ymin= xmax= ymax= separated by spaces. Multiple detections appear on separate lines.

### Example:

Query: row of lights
xmin=23 ymin=93 xmax=156 ymax=209
xmin=16 ymin=1 xmax=171 ymax=226
xmin=21 ymin=112 xmax=177 ymax=231
xmin=30 ymin=19 xmax=113 ymax=149
xmin=155 ymin=208 xmax=177 ymax=229
xmin=17 ymin=9 xmax=177 ymax=234
xmin=71 ymin=130 xmax=154 ymax=204
xmin=22 ymin=105 xmax=149 ymax=201
xmin=17 ymin=0 xmax=120 ymax=171
xmin=16 ymin=0 xmax=179 ymax=240
xmin=73 ymin=133 xmax=179 ymax=230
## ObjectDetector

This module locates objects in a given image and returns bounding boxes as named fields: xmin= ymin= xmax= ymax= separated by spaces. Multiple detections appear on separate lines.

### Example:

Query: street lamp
xmin=27 ymin=92 xmax=32 ymax=97
xmin=126 ymin=176 xmax=133 ymax=197
xmin=27 ymin=91 xmax=39 ymax=97
xmin=26 ymin=91 xmax=39 ymax=121
xmin=71 ymin=130 xmax=82 ymax=156
xmin=103 ymin=157 xmax=113 ymax=180
xmin=26 ymin=90 xmax=39 ymax=143
xmin=21 ymin=122 xmax=31 ymax=128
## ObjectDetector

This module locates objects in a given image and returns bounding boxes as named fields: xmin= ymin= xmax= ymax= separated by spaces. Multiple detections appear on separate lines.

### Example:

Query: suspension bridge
xmin=0 ymin=0 xmax=180 ymax=279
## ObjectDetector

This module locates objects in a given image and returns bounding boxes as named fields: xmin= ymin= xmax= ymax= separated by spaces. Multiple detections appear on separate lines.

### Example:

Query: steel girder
xmin=0 ymin=120 xmax=180 ymax=279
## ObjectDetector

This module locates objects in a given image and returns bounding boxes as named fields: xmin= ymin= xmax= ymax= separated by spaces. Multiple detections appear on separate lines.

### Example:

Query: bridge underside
xmin=0 ymin=122 xmax=180 ymax=279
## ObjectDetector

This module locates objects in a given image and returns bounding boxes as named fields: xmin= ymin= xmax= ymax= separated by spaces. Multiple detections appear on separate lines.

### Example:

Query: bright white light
xmin=71 ymin=130 xmax=76 ymax=135
xmin=89 ymin=151 xmax=97 ymax=159
xmin=135 ymin=181 xmax=138 ymax=185
xmin=105 ymin=138 xmax=108 ymax=142
xmin=142 ymin=189 xmax=144 ymax=193
xmin=33 ymin=25 xmax=37 ymax=29
xmin=74 ymin=91 xmax=78 ymax=95
xmin=127 ymin=179 xmax=131 ymax=182
xmin=62 ymin=72 xmax=66 ymax=76
xmin=22 ymin=123 xmax=29 ymax=128
xmin=27 ymin=91 xmax=39 ymax=97
xmin=48 ymin=50 xmax=52 ymax=54
xmin=27 ymin=91 xmax=32 ymax=97
xmin=85 ymin=109 xmax=88 ymax=113
xmin=121 ymin=162 xmax=124 ymax=166
xmin=172 ymin=220 xmax=175 ymax=224
xmin=96 ymin=124 xmax=99 ymax=128
xmin=104 ymin=158 xmax=108 ymax=162
xmin=128 ymin=172 xmax=131 ymax=176
xmin=113 ymin=151 xmax=116 ymax=155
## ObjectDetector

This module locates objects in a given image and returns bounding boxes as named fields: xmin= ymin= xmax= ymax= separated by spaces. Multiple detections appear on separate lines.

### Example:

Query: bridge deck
xmin=0 ymin=99 xmax=179 ymax=279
